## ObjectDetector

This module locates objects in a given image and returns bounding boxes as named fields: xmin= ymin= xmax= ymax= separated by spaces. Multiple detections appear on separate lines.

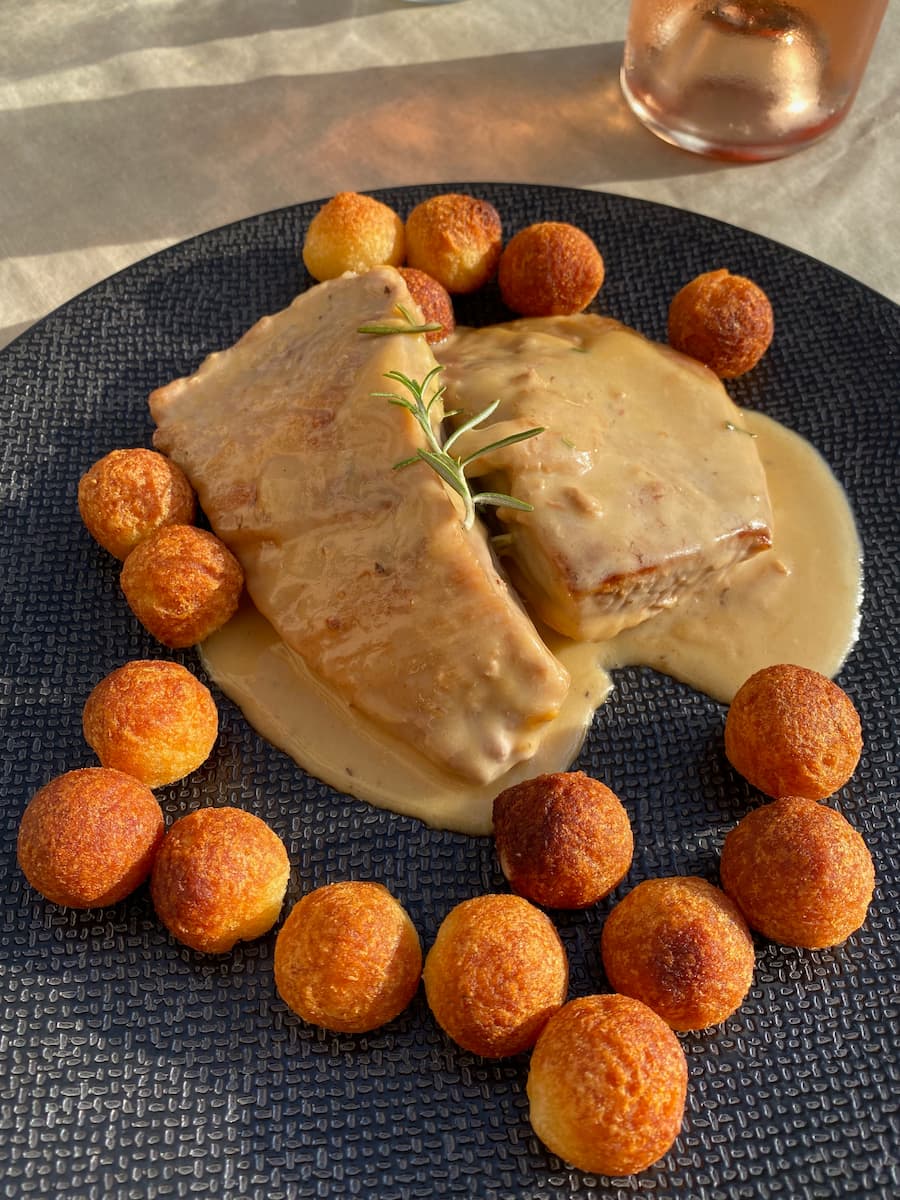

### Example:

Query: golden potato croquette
xmin=405 ymin=193 xmax=503 ymax=294
xmin=17 ymin=767 xmax=164 ymax=908
xmin=274 ymin=881 xmax=422 ymax=1033
xmin=78 ymin=448 xmax=196 ymax=560
xmin=600 ymin=876 xmax=755 ymax=1031
xmin=82 ymin=660 xmax=218 ymax=788
xmin=725 ymin=663 xmax=862 ymax=800
xmin=151 ymin=807 xmax=289 ymax=954
xmin=397 ymin=267 xmax=456 ymax=343
xmin=498 ymin=221 xmax=605 ymax=316
xmin=527 ymin=994 xmax=687 ymax=1176
xmin=493 ymin=771 xmax=633 ymax=909
xmin=423 ymin=893 xmax=568 ymax=1058
xmin=302 ymin=191 xmax=405 ymax=282
xmin=668 ymin=268 xmax=774 ymax=378
xmin=120 ymin=524 xmax=244 ymax=648
xmin=719 ymin=796 xmax=874 ymax=949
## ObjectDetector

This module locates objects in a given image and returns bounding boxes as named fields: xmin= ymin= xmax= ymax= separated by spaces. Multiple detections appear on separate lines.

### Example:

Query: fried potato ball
xmin=667 ymin=268 xmax=774 ymax=378
xmin=719 ymin=796 xmax=874 ymax=949
xmin=120 ymin=524 xmax=244 ymax=648
xmin=397 ymin=267 xmax=456 ymax=343
xmin=82 ymin=660 xmax=218 ymax=788
xmin=498 ymin=221 xmax=605 ymax=317
xmin=151 ymin=807 xmax=289 ymax=954
xmin=492 ymin=771 xmax=633 ymax=909
xmin=302 ymin=191 xmax=405 ymax=282
xmin=78 ymin=448 xmax=197 ymax=560
xmin=600 ymin=876 xmax=755 ymax=1031
xmin=274 ymin=881 xmax=422 ymax=1033
xmin=527 ymin=994 xmax=687 ymax=1176
xmin=725 ymin=663 xmax=862 ymax=800
xmin=423 ymin=893 xmax=568 ymax=1058
xmin=17 ymin=767 xmax=164 ymax=909
xmin=405 ymin=193 xmax=503 ymax=294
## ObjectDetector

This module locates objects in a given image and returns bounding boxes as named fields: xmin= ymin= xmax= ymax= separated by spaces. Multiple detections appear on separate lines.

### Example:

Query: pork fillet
xmin=150 ymin=268 xmax=570 ymax=784
xmin=437 ymin=315 xmax=773 ymax=640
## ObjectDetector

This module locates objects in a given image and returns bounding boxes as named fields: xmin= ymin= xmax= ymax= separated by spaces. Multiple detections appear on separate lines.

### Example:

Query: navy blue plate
xmin=1 ymin=184 xmax=897 ymax=1200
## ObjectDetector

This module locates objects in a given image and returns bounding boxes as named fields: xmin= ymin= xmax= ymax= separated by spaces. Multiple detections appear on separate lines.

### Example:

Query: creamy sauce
xmin=603 ymin=410 xmax=862 ymax=701
xmin=201 ymin=408 xmax=861 ymax=835
xmin=174 ymin=296 xmax=860 ymax=836
xmin=151 ymin=269 xmax=569 ymax=789
xmin=438 ymin=316 xmax=774 ymax=641
xmin=201 ymin=607 xmax=610 ymax=836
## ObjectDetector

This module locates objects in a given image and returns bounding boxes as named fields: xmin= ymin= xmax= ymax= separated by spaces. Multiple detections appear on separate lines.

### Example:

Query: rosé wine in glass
xmin=620 ymin=0 xmax=887 ymax=161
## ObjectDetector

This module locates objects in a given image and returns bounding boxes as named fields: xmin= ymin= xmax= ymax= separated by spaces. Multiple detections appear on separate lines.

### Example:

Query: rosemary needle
xmin=358 ymin=303 xmax=443 ymax=338
xmin=373 ymin=366 xmax=544 ymax=530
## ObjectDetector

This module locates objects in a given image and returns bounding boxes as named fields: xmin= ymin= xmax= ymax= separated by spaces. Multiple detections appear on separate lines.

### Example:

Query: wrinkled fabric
xmin=1 ymin=0 xmax=897 ymax=349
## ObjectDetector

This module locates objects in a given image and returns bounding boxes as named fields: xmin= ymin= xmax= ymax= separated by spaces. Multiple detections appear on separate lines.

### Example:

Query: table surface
xmin=1 ymin=0 xmax=898 ymax=351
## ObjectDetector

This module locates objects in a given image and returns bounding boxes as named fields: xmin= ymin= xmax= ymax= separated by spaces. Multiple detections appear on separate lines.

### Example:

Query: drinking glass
xmin=620 ymin=1 xmax=888 ymax=161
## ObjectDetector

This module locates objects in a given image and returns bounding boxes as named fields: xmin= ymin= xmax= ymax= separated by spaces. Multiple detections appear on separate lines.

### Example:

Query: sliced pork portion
xmin=150 ymin=268 xmax=570 ymax=784
xmin=437 ymin=315 xmax=773 ymax=641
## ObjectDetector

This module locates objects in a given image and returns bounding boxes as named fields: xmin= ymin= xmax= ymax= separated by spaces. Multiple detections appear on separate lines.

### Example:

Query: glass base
xmin=619 ymin=67 xmax=839 ymax=163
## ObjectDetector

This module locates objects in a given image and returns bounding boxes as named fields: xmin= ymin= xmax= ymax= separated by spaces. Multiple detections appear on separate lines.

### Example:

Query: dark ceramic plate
xmin=1 ymin=184 xmax=897 ymax=1200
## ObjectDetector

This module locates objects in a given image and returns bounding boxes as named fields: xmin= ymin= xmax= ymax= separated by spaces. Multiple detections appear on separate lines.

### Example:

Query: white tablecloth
xmin=2 ymin=0 xmax=897 ymax=350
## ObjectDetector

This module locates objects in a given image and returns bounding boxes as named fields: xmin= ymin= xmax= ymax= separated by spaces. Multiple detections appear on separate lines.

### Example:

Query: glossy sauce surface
xmin=201 ymin=407 xmax=861 ymax=834
xmin=603 ymin=410 xmax=861 ymax=701
xmin=438 ymin=316 xmax=774 ymax=640
xmin=151 ymin=268 xmax=570 ymax=787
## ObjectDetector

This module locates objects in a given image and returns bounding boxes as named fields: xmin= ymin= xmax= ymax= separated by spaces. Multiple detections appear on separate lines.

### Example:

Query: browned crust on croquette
xmin=719 ymin=796 xmax=874 ymax=949
xmin=527 ymin=994 xmax=687 ymax=1176
xmin=150 ymin=807 xmax=289 ymax=953
xmin=302 ymin=191 xmax=405 ymax=281
xmin=600 ymin=876 xmax=755 ymax=1030
xmin=274 ymin=881 xmax=422 ymax=1033
xmin=405 ymin=194 xmax=503 ymax=293
xmin=397 ymin=267 xmax=456 ymax=343
xmin=423 ymin=893 xmax=568 ymax=1057
xmin=78 ymin=448 xmax=196 ymax=560
xmin=725 ymin=664 xmax=862 ymax=800
xmin=667 ymin=268 xmax=774 ymax=378
xmin=493 ymin=771 xmax=633 ymax=908
xmin=17 ymin=767 xmax=164 ymax=908
xmin=498 ymin=222 xmax=604 ymax=316
xmin=120 ymin=524 xmax=244 ymax=648
xmin=82 ymin=660 xmax=218 ymax=788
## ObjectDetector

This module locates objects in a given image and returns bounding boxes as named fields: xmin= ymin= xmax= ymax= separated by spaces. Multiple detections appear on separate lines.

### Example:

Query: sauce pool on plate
xmin=201 ymin=408 xmax=861 ymax=835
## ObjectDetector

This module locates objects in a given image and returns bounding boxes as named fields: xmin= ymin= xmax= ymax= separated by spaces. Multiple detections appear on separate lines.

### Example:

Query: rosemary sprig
xmin=372 ymin=367 xmax=544 ymax=530
xmin=358 ymin=303 xmax=443 ymax=338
